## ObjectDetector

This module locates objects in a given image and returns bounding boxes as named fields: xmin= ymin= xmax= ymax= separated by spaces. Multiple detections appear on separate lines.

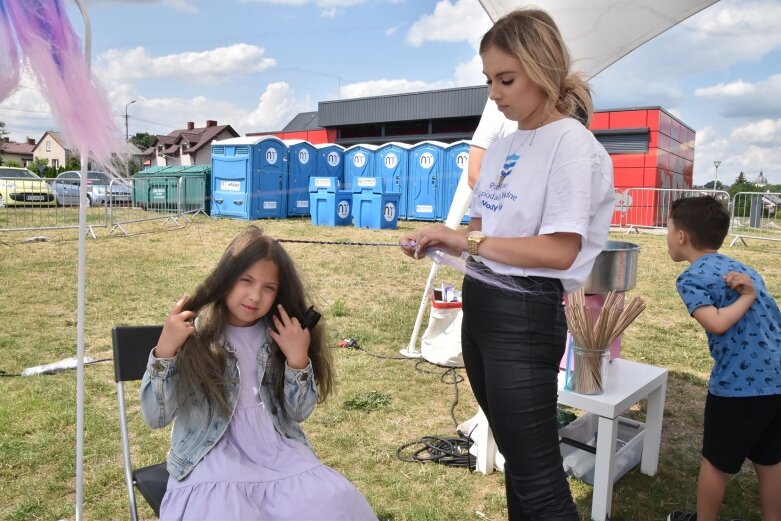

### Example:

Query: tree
xmin=130 ymin=132 xmax=156 ymax=151
xmin=0 ymin=121 xmax=8 ymax=165
xmin=734 ymin=171 xmax=747 ymax=185
xmin=30 ymin=157 xmax=49 ymax=177
xmin=703 ymin=180 xmax=725 ymax=190
xmin=64 ymin=156 xmax=81 ymax=171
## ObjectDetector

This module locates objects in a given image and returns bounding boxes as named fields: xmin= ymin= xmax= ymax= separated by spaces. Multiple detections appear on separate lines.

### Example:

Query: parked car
xmin=50 ymin=170 xmax=133 ymax=206
xmin=0 ymin=166 xmax=56 ymax=208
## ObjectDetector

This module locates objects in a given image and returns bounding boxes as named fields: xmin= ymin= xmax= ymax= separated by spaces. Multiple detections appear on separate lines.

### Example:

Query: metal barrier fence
xmin=0 ymin=176 xmax=108 ymax=236
xmin=622 ymin=188 xmax=731 ymax=232
xmin=729 ymin=191 xmax=781 ymax=246
xmin=108 ymin=176 xmax=208 ymax=236
xmin=0 ymin=176 xmax=208 ymax=237
xmin=5 ymin=178 xmax=780 ymax=250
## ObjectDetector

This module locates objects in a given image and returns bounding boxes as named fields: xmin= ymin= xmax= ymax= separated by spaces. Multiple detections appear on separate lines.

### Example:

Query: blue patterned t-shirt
xmin=676 ymin=253 xmax=781 ymax=397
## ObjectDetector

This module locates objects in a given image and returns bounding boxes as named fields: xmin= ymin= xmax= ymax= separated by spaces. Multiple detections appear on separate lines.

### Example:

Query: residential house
xmin=32 ymin=131 xmax=77 ymax=170
xmin=1 ymin=137 xmax=35 ymax=167
xmin=142 ymin=120 xmax=239 ymax=167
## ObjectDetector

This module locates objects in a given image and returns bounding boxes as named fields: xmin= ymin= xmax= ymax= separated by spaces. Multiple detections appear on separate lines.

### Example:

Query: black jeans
xmin=462 ymin=272 xmax=578 ymax=521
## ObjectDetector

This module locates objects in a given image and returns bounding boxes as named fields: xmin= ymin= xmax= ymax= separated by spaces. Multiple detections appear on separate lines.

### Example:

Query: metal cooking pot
xmin=583 ymin=240 xmax=640 ymax=294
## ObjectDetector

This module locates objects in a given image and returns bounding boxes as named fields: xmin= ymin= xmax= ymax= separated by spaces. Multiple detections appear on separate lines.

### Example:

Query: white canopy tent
xmin=403 ymin=0 xmax=720 ymax=357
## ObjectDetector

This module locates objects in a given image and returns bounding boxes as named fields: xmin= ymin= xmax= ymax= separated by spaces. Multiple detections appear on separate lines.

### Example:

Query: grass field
xmin=1 ymin=216 xmax=779 ymax=520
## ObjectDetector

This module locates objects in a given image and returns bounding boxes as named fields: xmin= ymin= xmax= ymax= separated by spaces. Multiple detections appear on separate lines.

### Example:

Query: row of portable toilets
xmin=210 ymin=136 xmax=471 ymax=229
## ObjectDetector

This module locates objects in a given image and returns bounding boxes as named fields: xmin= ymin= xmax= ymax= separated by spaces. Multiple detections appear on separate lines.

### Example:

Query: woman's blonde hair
xmin=480 ymin=8 xmax=593 ymax=126
xmin=176 ymin=225 xmax=334 ymax=417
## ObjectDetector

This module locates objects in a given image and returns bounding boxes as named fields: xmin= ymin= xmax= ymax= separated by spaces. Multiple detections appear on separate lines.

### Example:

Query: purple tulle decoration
xmin=1 ymin=0 xmax=122 ymax=171
xmin=0 ymin=1 xmax=20 ymax=100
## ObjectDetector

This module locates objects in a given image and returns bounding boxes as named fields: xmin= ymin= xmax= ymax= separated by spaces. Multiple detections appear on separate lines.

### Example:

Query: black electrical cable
xmin=395 ymin=359 xmax=476 ymax=469
xmin=396 ymin=434 xmax=474 ymax=469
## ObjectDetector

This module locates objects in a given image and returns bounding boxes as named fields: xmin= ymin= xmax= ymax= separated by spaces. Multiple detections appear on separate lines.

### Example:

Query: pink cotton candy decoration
xmin=0 ymin=2 xmax=20 ymax=101
xmin=2 ymin=0 xmax=122 ymax=171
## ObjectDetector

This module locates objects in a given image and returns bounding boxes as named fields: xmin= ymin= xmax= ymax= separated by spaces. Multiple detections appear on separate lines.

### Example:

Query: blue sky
xmin=2 ymin=0 xmax=780 ymax=185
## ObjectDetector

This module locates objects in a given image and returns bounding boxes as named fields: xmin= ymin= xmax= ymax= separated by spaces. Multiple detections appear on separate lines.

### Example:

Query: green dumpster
xmin=132 ymin=165 xmax=211 ymax=214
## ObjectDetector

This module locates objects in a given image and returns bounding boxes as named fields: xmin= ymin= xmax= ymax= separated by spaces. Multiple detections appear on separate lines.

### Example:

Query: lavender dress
xmin=160 ymin=322 xmax=377 ymax=521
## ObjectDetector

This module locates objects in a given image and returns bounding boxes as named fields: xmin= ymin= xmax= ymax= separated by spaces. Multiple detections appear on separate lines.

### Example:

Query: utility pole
xmin=124 ymin=99 xmax=136 ymax=141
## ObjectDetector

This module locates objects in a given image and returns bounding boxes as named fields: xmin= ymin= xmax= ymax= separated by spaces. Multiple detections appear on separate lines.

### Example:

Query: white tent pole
xmin=71 ymin=0 xmax=91 ymax=519
xmin=401 ymin=162 xmax=473 ymax=357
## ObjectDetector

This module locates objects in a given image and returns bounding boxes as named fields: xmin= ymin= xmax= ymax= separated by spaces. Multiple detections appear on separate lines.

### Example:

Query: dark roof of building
xmin=282 ymin=111 xmax=321 ymax=131
xmin=318 ymin=85 xmax=488 ymax=126
xmin=3 ymin=141 xmax=35 ymax=155
xmin=146 ymin=122 xmax=239 ymax=156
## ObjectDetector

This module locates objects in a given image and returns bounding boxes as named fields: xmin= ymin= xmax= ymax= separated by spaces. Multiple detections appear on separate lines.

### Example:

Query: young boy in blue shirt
xmin=666 ymin=196 xmax=781 ymax=521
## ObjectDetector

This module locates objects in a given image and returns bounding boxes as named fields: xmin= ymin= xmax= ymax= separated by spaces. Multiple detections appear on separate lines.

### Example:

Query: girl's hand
xmin=156 ymin=295 xmax=198 ymax=358
xmin=724 ymin=271 xmax=756 ymax=297
xmin=270 ymin=304 xmax=310 ymax=369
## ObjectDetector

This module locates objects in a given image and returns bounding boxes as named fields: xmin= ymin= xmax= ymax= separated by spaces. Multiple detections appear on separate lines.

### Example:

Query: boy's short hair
xmin=669 ymin=196 xmax=730 ymax=250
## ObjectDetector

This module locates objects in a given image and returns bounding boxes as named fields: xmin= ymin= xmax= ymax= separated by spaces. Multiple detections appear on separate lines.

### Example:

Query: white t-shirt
xmin=470 ymin=117 xmax=615 ymax=293
xmin=471 ymin=100 xmax=518 ymax=150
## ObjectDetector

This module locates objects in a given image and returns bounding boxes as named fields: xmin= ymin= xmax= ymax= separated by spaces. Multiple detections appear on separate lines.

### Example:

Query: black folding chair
xmin=112 ymin=325 xmax=168 ymax=520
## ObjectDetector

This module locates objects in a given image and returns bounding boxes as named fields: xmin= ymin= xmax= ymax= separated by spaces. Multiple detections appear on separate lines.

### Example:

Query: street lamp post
xmin=713 ymin=160 xmax=722 ymax=189
xmin=124 ymin=100 xmax=136 ymax=141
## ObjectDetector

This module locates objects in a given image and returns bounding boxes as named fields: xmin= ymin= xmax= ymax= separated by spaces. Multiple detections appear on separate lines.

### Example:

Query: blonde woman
xmin=401 ymin=8 xmax=614 ymax=519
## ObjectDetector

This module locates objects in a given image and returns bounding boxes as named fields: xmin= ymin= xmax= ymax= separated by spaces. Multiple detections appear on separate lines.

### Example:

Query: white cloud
xmin=239 ymin=82 xmax=312 ymax=130
xmin=693 ymin=122 xmax=781 ymax=185
xmin=612 ymin=0 xmax=781 ymax=79
xmin=695 ymin=74 xmax=781 ymax=119
xmin=237 ymin=0 xmax=363 ymax=6
xmin=452 ymin=53 xmax=484 ymax=86
xmin=729 ymin=119 xmax=781 ymax=146
xmin=695 ymin=80 xmax=756 ymax=98
xmin=337 ymin=77 xmax=468 ymax=99
xmin=385 ymin=26 xmax=399 ymax=37
xmin=406 ymin=0 xmax=490 ymax=47
xmin=90 ymin=0 xmax=198 ymax=12
xmin=96 ymin=44 xmax=277 ymax=85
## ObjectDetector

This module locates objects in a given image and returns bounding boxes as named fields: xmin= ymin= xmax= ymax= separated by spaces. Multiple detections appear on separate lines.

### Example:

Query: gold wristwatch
xmin=466 ymin=231 xmax=487 ymax=256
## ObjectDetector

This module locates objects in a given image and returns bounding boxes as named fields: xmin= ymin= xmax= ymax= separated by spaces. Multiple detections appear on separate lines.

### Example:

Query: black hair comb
xmin=300 ymin=306 xmax=321 ymax=330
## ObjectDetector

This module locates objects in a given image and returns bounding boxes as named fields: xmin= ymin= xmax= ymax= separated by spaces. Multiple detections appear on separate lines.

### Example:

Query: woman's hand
xmin=155 ymin=295 xmax=198 ymax=358
xmin=270 ymin=304 xmax=310 ymax=369
xmin=399 ymin=224 xmax=468 ymax=259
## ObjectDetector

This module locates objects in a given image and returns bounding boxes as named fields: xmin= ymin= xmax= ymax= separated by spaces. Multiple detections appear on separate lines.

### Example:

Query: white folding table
xmin=473 ymin=358 xmax=668 ymax=521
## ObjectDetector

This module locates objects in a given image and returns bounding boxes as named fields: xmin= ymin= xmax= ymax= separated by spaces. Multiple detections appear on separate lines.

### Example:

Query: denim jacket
xmin=139 ymin=322 xmax=318 ymax=480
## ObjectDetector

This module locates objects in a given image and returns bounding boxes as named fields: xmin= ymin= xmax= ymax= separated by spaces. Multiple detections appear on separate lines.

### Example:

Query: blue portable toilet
xmin=352 ymin=177 xmax=401 ymax=230
xmin=314 ymin=143 xmax=345 ymax=186
xmin=252 ymin=136 xmax=288 ymax=219
xmin=284 ymin=139 xmax=317 ymax=217
xmin=211 ymin=137 xmax=259 ymax=220
xmin=376 ymin=142 xmax=412 ymax=220
xmin=308 ymin=177 xmax=352 ymax=227
xmin=343 ymin=144 xmax=379 ymax=191
xmin=408 ymin=140 xmax=446 ymax=221
xmin=443 ymin=140 xmax=471 ymax=223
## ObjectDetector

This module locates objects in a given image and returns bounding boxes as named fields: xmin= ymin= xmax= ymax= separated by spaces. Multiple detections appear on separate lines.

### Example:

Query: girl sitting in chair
xmin=140 ymin=225 xmax=376 ymax=520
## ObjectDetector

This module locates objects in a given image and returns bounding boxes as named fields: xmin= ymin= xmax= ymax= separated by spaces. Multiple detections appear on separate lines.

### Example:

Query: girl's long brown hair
xmin=176 ymin=225 xmax=334 ymax=418
xmin=480 ymin=8 xmax=593 ymax=126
